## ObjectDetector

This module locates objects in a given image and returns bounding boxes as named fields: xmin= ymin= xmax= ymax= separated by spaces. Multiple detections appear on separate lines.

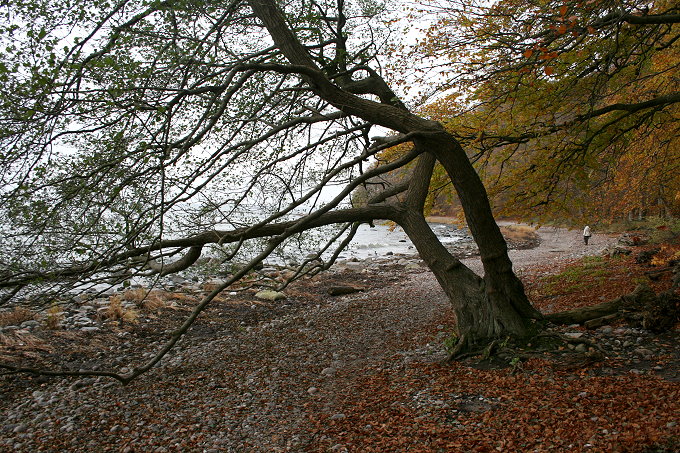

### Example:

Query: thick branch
xmin=367 ymin=181 xmax=409 ymax=204
xmin=145 ymin=246 xmax=203 ymax=276
xmin=246 ymin=0 xmax=441 ymax=134
xmin=404 ymin=152 xmax=436 ymax=210
xmin=621 ymin=13 xmax=680 ymax=25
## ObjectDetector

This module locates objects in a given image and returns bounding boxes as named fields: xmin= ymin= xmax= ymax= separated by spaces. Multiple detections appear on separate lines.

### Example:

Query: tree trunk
xmin=397 ymin=152 xmax=537 ymax=351
xmin=248 ymin=0 xmax=541 ymax=349
xmin=417 ymin=135 xmax=542 ymax=322
xmin=399 ymin=210 xmax=535 ymax=349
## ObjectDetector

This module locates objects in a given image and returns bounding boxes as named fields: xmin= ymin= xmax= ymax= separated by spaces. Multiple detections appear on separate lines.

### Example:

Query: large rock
xmin=602 ymin=246 xmax=632 ymax=257
xmin=254 ymin=290 xmax=286 ymax=301
xmin=636 ymin=248 xmax=660 ymax=264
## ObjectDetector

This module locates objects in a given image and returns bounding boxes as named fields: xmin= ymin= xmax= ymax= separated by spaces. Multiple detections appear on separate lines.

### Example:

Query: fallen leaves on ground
xmin=1 ymin=237 xmax=678 ymax=452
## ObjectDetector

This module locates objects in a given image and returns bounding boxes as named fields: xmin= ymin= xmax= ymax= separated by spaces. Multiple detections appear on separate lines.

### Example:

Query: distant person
xmin=583 ymin=225 xmax=592 ymax=245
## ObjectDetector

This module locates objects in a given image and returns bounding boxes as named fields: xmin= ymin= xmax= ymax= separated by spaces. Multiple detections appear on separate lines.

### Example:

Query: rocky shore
xmin=1 ymin=225 xmax=678 ymax=452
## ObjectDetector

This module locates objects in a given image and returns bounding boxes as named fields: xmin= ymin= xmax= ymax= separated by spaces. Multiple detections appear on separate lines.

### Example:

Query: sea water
xmin=341 ymin=222 xmax=468 ymax=259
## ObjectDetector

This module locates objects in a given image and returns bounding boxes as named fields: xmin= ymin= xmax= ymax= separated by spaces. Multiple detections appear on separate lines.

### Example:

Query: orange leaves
xmin=539 ymin=51 xmax=559 ymax=61
xmin=520 ymin=46 xmax=558 ymax=77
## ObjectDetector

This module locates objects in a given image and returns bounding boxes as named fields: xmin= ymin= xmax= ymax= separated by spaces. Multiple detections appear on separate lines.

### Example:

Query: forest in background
xmin=357 ymin=0 xmax=679 ymax=225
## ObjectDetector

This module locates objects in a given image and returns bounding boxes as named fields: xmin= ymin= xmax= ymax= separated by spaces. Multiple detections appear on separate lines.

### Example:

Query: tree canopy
xmin=404 ymin=0 xmax=680 ymax=222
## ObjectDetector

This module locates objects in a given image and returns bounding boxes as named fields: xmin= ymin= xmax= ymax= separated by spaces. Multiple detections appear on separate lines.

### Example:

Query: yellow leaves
xmin=650 ymin=245 xmax=680 ymax=267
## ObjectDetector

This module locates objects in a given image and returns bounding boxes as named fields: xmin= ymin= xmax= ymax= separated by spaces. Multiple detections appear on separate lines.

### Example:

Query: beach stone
xmin=321 ymin=367 xmax=336 ymax=377
xmin=564 ymin=332 xmax=584 ymax=339
xmin=168 ymin=275 xmax=187 ymax=284
xmin=330 ymin=413 xmax=346 ymax=420
xmin=633 ymin=347 xmax=653 ymax=359
xmin=344 ymin=262 xmax=364 ymax=271
xmin=574 ymin=344 xmax=587 ymax=353
xmin=254 ymin=290 xmax=286 ymax=301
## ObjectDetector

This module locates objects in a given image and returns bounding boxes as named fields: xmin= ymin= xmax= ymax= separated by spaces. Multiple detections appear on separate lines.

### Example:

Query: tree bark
xmin=416 ymin=135 xmax=542 ymax=322
xmin=396 ymin=153 xmax=536 ymax=349
xmin=399 ymin=210 xmax=535 ymax=348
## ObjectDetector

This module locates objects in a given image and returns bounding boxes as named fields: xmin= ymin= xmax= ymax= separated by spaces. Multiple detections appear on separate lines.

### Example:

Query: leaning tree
xmin=0 ymin=0 xmax=541 ymax=383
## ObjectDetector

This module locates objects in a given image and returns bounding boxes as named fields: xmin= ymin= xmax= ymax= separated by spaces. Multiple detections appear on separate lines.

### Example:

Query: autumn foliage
xmin=384 ymin=0 xmax=680 ymax=222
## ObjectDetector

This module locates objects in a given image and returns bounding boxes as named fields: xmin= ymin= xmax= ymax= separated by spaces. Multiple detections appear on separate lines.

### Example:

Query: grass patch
xmin=500 ymin=224 xmax=538 ymax=242
xmin=123 ymin=288 xmax=170 ymax=311
xmin=101 ymin=295 xmax=139 ymax=324
xmin=0 ymin=307 xmax=36 ymax=327
xmin=44 ymin=303 xmax=65 ymax=330
xmin=540 ymin=256 xmax=617 ymax=296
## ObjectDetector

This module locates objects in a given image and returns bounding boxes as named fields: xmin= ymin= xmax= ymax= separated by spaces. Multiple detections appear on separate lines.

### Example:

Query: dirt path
xmin=462 ymin=223 xmax=618 ymax=275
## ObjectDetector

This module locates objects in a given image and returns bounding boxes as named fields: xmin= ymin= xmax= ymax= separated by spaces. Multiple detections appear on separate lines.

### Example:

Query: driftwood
xmin=546 ymin=284 xmax=679 ymax=333
xmin=327 ymin=286 xmax=364 ymax=296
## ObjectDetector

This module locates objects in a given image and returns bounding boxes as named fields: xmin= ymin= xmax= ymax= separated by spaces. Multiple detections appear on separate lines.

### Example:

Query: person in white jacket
xmin=583 ymin=225 xmax=592 ymax=245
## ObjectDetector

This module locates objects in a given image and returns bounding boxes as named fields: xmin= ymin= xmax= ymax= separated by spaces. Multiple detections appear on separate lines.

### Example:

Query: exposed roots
xmin=444 ymin=329 xmax=606 ymax=369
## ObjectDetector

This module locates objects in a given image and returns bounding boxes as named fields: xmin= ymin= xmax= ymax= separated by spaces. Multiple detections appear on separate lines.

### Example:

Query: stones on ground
xmin=344 ymin=261 xmax=364 ymax=271
xmin=321 ymin=367 xmax=336 ymax=377
xmin=254 ymin=290 xmax=286 ymax=301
